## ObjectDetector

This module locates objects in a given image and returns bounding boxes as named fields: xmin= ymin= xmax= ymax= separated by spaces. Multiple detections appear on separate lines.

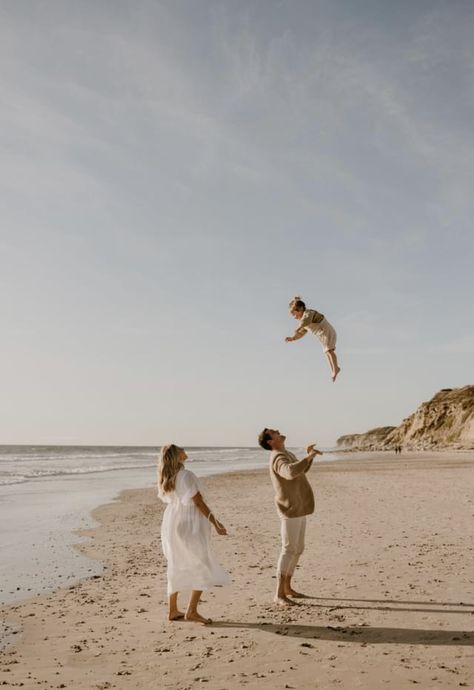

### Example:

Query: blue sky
xmin=1 ymin=0 xmax=473 ymax=446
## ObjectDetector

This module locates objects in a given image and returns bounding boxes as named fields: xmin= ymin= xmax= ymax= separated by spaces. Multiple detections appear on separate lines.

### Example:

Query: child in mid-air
xmin=286 ymin=295 xmax=341 ymax=382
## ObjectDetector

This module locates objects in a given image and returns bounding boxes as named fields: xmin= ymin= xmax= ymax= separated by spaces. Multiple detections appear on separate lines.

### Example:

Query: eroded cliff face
xmin=337 ymin=427 xmax=396 ymax=450
xmin=336 ymin=386 xmax=474 ymax=451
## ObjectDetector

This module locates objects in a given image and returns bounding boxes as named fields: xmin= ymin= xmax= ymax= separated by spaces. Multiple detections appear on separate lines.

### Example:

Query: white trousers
xmin=277 ymin=515 xmax=306 ymax=576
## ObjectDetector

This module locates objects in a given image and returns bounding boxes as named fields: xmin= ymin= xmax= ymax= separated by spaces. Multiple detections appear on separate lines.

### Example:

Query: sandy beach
xmin=1 ymin=451 xmax=473 ymax=689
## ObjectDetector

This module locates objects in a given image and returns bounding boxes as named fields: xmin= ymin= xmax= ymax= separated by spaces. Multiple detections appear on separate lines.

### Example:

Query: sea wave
xmin=0 ymin=458 xmax=264 ymax=485
xmin=0 ymin=463 xmax=157 ymax=485
xmin=0 ymin=475 xmax=27 ymax=486
xmin=0 ymin=451 xmax=160 ymax=462
xmin=0 ymin=446 xmax=290 ymax=488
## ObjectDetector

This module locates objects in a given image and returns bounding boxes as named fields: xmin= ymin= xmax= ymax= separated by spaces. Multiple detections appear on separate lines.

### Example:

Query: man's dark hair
xmin=258 ymin=428 xmax=272 ymax=450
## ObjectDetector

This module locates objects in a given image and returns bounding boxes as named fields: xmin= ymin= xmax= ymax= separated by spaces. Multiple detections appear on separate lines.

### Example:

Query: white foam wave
xmin=0 ymin=463 xmax=156 ymax=483
xmin=0 ymin=475 xmax=27 ymax=486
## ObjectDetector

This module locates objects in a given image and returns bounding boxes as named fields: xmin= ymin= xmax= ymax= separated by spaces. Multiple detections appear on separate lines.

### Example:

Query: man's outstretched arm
xmin=273 ymin=453 xmax=315 ymax=480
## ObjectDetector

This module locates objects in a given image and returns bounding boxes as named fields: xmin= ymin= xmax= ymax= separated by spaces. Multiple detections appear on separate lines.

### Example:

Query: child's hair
xmin=289 ymin=295 xmax=306 ymax=312
xmin=258 ymin=428 xmax=272 ymax=450
xmin=158 ymin=444 xmax=182 ymax=493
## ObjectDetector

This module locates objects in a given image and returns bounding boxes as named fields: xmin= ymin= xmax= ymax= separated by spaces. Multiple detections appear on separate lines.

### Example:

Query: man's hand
xmin=306 ymin=443 xmax=323 ymax=458
xmin=285 ymin=336 xmax=294 ymax=342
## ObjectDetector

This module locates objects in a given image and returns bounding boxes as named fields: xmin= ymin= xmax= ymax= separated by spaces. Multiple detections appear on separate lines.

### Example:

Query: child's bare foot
xmin=332 ymin=366 xmax=341 ymax=382
xmin=185 ymin=612 xmax=212 ymax=625
xmin=168 ymin=610 xmax=185 ymax=621
xmin=274 ymin=595 xmax=297 ymax=607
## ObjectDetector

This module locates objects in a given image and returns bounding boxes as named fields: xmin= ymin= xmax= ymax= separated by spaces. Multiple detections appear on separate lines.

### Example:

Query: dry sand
xmin=1 ymin=452 xmax=474 ymax=689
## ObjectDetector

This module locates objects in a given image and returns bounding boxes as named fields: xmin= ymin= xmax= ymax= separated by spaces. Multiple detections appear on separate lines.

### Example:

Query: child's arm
xmin=192 ymin=492 xmax=227 ymax=535
xmin=285 ymin=328 xmax=307 ymax=343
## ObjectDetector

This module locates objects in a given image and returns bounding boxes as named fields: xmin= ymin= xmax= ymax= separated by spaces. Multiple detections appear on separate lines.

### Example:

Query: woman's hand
xmin=285 ymin=336 xmax=294 ymax=342
xmin=215 ymin=521 xmax=227 ymax=535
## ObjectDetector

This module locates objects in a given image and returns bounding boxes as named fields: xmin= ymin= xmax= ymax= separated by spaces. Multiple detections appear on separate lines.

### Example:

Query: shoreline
xmin=0 ymin=452 xmax=272 ymax=606
xmin=1 ymin=452 xmax=474 ymax=688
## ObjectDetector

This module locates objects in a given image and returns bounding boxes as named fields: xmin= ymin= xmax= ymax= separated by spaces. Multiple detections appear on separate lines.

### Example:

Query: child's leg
xmin=185 ymin=590 xmax=212 ymax=624
xmin=326 ymin=349 xmax=340 ymax=381
xmin=168 ymin=592 xmax=185 ymax=620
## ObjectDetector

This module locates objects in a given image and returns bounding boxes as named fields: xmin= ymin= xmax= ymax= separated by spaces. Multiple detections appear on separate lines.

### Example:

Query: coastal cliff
xmin=336 ymin=386 xmax=474 ymax=451
xmin=337 ymin=426 xmax=396 ymax=450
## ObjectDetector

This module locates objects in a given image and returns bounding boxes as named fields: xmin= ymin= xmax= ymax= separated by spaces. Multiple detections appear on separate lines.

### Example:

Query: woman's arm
xmin=192 ymin=492 xmax=227 ymax=535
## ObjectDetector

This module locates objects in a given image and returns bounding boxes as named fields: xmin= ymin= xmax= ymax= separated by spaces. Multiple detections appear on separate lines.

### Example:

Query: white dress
xmin=159 ymin=468 xmax=231 ymax=595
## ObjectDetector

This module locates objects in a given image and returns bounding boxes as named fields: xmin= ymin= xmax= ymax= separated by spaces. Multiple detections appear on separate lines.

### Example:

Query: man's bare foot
xmin=284 ymin=590 xmax=308 ymax=598
xmin=332 ymin=366 xmax=341 ymax=382
xmin=274 ymin=595 xmax=297 ymax=607
xmin=168 ymin=610 xmax=185 ymax=621
xmin=185 ymin=612 xmax=212 ymax=625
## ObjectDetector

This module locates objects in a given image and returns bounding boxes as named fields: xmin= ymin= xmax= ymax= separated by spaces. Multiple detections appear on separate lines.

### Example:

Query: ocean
xmin=0 ymin=445 xmax=271 ymax=487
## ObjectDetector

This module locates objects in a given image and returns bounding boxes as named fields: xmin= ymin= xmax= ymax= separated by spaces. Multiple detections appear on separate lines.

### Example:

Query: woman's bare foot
xmin=168 ymin=610 xmax=186 ymax=621
xmin=185 ymin=612 xmax=212 ymax=625
xmin=274 ymin=595 xmax=297 ymax=607
xmin=332 ymin=366 xmax=341 ymax=382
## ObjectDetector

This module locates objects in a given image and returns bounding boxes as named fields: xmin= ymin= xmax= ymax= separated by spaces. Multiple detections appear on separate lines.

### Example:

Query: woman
xmin=158 ymin=444 xmax=230 ymax=624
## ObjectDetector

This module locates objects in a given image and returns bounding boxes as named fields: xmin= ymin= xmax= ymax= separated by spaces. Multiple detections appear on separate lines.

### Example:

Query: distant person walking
xmin=157 ymin=444 xmax=230 ymax=624
xmin=258 ymin=428 xmax=321 ymax=606
xmin=286 ymin=295 xmax=341 ymax=381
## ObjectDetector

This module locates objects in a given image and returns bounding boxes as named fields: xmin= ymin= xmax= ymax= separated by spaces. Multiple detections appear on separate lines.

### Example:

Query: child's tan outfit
xmin=296 ymin=308 xmax=337 ymax=352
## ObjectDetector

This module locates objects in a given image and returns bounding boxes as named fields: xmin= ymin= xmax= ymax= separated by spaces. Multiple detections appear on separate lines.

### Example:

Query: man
xmin=258 ymin=428 xmax=321 ymax=606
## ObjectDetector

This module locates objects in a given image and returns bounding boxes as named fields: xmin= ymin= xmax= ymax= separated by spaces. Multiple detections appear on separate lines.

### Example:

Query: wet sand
xmin=1 ymin=452 xmax=474 ymax=689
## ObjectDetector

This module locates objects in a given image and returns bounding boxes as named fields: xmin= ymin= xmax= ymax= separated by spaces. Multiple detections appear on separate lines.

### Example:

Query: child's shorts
xmin=313 ymin=318 xmax=337 ymax=352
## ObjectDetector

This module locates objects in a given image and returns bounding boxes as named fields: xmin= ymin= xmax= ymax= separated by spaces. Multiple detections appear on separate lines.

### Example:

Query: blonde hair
xmin=288 ymin=295 xmax=306 ymax=312
xmin=158 ymin=444 xmax=182 ymax=493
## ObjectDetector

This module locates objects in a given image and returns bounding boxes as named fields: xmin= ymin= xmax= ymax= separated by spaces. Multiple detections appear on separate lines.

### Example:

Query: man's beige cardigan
xmin=269 ymin=449 xmax=315 ymax=518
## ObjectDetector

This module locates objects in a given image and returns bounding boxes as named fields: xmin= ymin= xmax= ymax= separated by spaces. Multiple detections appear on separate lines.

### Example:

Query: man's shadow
xmin=211 ymin=621 xmax=474 ymax=646
xmin=312 ymin=596 xmax=474 ymax=607
xmin=210 ymin=596 xmax=474 ymax=646
xmin=291 ymin=596 xmax=474 ymax=616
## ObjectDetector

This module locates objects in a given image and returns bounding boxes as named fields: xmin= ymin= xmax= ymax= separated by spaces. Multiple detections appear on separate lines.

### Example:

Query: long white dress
xmin=159 ymin=468 xmax=231 ymax=595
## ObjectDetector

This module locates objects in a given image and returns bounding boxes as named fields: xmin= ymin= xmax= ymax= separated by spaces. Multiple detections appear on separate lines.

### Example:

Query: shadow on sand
xmin=294 ymin=597 xmax=474 ymax=616
xmin=212 ymin=620 xmax=474 ymax=646
xmin=312 ymin=596 xmax=474 ymax=607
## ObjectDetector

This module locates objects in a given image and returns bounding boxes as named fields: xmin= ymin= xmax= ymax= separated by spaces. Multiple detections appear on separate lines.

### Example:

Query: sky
xmin=1 ymin=0 xmax=473 ymax=447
